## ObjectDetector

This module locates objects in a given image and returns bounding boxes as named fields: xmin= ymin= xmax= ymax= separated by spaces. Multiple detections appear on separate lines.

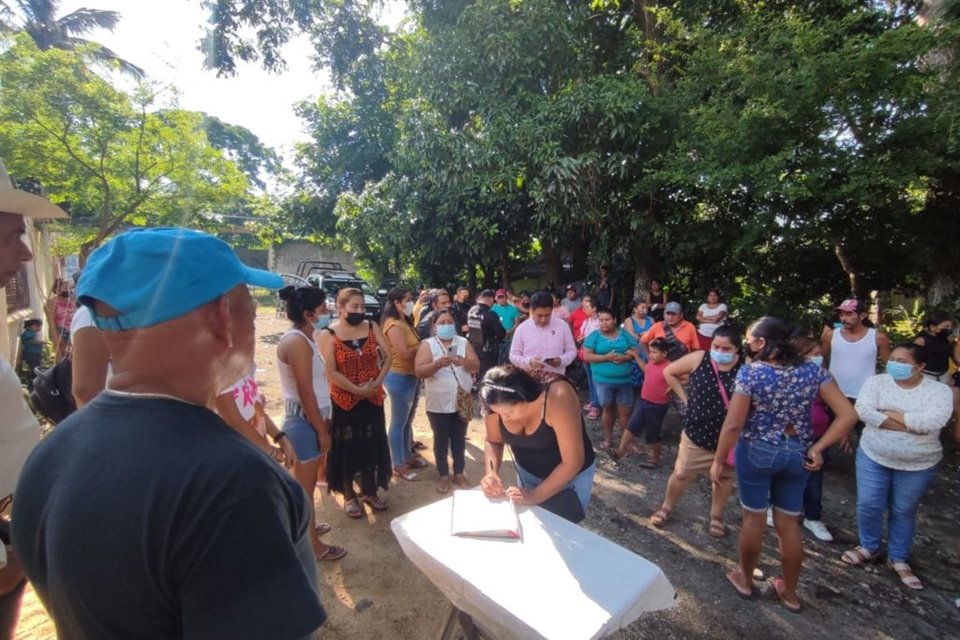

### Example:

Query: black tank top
xmin=917 ymin=332 xmax=951 ymax=375
xmin=683 ymin=354 xmax=740 ymax=451
xmin=498 ymin=381 xmax=596 ymax=479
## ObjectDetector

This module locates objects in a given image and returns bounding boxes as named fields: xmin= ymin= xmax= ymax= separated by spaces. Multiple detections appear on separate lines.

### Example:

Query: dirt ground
xmin=14 ymin=310 xmax=960 ymax=639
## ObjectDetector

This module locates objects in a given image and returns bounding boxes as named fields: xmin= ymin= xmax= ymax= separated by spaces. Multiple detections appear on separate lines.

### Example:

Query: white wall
xmin=2 ymin=219 xmax=56 ymax=362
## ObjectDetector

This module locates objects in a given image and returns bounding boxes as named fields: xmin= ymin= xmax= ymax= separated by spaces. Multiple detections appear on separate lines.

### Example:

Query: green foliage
xmin=883 ymin=298 xmax=926 ymax=344
xmin=0 ymin=37 xmax=249 ymax=259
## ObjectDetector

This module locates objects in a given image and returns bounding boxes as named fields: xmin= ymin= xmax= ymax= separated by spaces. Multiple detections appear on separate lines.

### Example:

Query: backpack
xmin=662 ymin=323 xmax=689 ymax=362
xmin=29 ymin=358 xmax=76 ymax=424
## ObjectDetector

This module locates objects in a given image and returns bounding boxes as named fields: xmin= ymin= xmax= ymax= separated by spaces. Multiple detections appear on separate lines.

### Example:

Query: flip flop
xmin=638 ymin=460 xmax=661 ymax=469
xmin=406 ymin=457 xmax=429 ymax=469
xmin=393 ymin=467 xmax=419 ymax=482
xmin=708 ymin=517 xmax=727 ymax=538
xmin=412 ymin=440 xmax=427 ymax=451
xmin=767 ymin=576 xmax=802 ymax=612
xmin=726 ymin=569 xmax=754 ymax=599
xmin=315 ymin=522 xmax=332 ymax=536
xmin=650 ymin=507 xmax=671 ymax=528
xmin=317 ymin=545 xmax=348 ymax=562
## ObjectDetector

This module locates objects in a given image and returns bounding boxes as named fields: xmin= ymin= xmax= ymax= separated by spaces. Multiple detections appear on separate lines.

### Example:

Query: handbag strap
xmin=710 ymin=357 xmax=730 ymax=408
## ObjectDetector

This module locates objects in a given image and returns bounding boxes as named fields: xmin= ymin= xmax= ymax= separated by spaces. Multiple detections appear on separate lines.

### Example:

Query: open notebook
xmin=450 ymin=490 xmax=522 ymax=540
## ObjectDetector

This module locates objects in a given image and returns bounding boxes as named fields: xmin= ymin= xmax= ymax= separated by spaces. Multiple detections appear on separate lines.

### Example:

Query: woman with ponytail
xmin=711 ymin=317 xmax=856 ymax=612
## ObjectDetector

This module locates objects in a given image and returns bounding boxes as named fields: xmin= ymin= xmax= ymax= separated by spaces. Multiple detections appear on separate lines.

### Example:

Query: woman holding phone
xmin=414 ymin=309 xmax=480 ymax=493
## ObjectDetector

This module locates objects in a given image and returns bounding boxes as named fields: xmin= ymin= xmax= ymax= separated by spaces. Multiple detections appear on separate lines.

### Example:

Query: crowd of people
xmin=1 ymin=166 xmax=959 ymax=638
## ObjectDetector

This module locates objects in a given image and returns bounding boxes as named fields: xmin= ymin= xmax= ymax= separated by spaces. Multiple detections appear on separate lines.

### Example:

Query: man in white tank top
xmin=821 ymin=299 xmax=891 ymax=401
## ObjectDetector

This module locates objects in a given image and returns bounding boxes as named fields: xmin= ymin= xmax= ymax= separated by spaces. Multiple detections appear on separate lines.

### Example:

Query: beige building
xmin=2 ymin=218 xmax=56 ymax=363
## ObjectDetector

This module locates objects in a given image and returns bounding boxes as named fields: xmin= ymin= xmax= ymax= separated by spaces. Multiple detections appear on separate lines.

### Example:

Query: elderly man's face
xmin=0 ymin=213 xmax=33 ymax=287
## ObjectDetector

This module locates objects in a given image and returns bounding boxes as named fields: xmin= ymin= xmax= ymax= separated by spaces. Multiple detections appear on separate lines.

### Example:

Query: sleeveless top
xmin=683 ymin=354 xmax=740 ymax=451
xmin=829 ymin=327 xmax=877 ymax=398
xmin=917 ymin=332 xmax=951 ymax=375
xmin=326 ymin=324 xmax=385 ymax=410
xmin=383 ymin=317 xmax=420 ymax=375
xmin=498 ymin=381 xmax=595 ymax=480
xmin=278 ymin=329 xmax=331 ymax=416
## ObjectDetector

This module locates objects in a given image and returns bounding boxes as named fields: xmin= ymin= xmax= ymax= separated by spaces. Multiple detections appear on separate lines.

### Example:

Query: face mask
xmin=710 ymin=350 xmax=734 ymax=365
xmin=436 ymin=324 xmax=456 ymax=340
xmin=809 ymin=355 xmax=824 ymax=368
xmin=345 ymin=312 xmax=365 ymax=326
xmin=938 ymin=328 xmax=952 ymax=339
xmin=886 ymin=361 xmax=915 ymax=381
xmin=404 ymin=300 xmax=415 ymax=316
xmin=312 ymin=315 xmax=330 ymax=331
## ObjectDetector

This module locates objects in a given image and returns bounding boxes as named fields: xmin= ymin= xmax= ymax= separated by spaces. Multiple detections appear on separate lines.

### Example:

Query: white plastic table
xmin=391 ymin=495 xmax=676 ymax=640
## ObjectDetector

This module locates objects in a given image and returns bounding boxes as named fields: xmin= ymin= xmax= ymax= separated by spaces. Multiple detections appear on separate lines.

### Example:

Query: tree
xmin=0 ymin=0 xmax=144 ymax=77
xmin=0 ymin=38 xmax=248 ymax=261
xmin=201 ymin=114 xmax=282 ymax=190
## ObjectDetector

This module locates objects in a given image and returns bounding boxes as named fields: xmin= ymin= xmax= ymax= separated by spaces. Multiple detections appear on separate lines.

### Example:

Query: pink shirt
xmin=640 ymin=359 xmax=671 ymax=405
xmin=553 ymin=306 xmax=570 ymax=321
xmin=509 ymin=314 xmax=578 ymax=376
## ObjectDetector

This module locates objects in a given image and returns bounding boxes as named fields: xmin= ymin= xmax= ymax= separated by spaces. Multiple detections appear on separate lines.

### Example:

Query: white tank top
xmin=829 ymin=327 xmax=877 ymax=398
xmin=278 ymin=329 xmax=331 ymax=413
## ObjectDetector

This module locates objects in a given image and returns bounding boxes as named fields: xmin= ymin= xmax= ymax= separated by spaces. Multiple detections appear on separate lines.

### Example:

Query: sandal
xmin=841 ymin=546 xmax=880 ymax=566
xmin=317 ymin=545 xmax=348 ymax=562
xmin=708 ymin=516 xmax=727 ymax=538
xmin=767 ymin=576 xmax=802 ymax=613
xmin=726 ymin=569 xmax=754 ymax=599
xmin=406 ymin=457 xmax=429 ymax=469
xmin=626 ymin=443 xmax=645 ymax=457
xmin=393 ymin=466 xmax=419 ymax=482
xmin=650 ymin=506 xmax=672 ymax=528
xmin=412 ymin=440 xmax=427 ymax=451
xmin=638 ymin=459 xmax=661 ymax=469
xmin=889 ymin=561 xmax=923 ymax=591
xmin=344 ymin=499 xmax=363 ymax=519
xmin=315 ymin=522 xmax=332 ymax=536
xmin=362 ymin=494 xmax=388 ymax=512
xmin=451 ymin=474 xmax=471 ymax=488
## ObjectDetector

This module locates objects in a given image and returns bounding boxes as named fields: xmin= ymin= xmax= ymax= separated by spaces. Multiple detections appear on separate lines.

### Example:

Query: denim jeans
xmin=735 ymin=436 xmax=809 ymax=515
xmin=855 ymin=448 xmax=937 ymax=563
xmin=383 ymin=372 xmax=420 ymax=468
xmin=514 ymin=460 xmax=597 ymax=512
xmin=803 ymin=447 xmax=830 ymax=521
xmin=583 ymin=363 xmax=600 ymax=407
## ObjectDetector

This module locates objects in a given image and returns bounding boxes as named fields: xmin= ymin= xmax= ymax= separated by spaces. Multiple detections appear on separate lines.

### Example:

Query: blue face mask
xmin=710 ymin=349 xmax=734 ymax=365
xmin=886 ymin=361 xmax=915 ymax=381
xmin=436 ymin=324 xmax=457 ymax=340
xmin=312 ymin=315 xmax=330 ymax=331
xmin=809 ymin=355 xmax=823 ymax=368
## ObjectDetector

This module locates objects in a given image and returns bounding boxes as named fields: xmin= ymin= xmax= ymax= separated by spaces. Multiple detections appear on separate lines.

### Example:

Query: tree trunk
xmin=833 ymin=240 xmax=860 ymax=298
xmin=569 ymin=227 xmax=589 ymax=282
xmin=498 ymin=250 xmax=511 ymax=291
xmin=928 ymin=275 xmax=956 ymax=305
xmin=541 ymin=239 xmax=564 ymax=289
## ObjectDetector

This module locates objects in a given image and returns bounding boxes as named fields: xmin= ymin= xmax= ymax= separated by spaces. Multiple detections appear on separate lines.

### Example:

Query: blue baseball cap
xmin=77 ymin=227 xmax=283 ymax=331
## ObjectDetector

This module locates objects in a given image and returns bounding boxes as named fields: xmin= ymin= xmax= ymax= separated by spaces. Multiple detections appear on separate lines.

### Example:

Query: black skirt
xmin=326 ymin=399 xmax=392 ymax=495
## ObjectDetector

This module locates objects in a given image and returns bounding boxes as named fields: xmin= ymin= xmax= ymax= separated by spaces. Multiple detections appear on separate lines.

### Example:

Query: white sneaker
xmin=766 ymin=508 xmax=774 ymax=528
xmin=803 ymin=519 xmax=834 ymax=542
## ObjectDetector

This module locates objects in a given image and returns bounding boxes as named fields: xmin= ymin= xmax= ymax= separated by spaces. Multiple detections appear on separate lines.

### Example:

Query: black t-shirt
xmin=12 ymin=393 xmax=326 ymax=640
xmin=683 ymin=355 xmax=740 ymax=451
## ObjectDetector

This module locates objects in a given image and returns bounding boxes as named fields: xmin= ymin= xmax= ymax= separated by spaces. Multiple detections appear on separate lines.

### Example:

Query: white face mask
xmin=404 ymin=300 xmax=415 ymax=316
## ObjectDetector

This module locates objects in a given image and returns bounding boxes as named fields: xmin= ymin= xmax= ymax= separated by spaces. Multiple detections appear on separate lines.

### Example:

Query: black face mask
xmin=58 ymin=291 xmax=69 ymax=298
xmin=345 ymin=312 xmax=365 ymax=326
xmin=743 ymin=342 xmax=758 ymax=359
xmin=937 ymin=328 xmax=952 ymax=339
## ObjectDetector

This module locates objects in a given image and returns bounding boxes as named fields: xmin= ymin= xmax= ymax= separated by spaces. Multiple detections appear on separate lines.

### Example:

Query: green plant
xmin=883 ymin=298 xmax=925 ymax=344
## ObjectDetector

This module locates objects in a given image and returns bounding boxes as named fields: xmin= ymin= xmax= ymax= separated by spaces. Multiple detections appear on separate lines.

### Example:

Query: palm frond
xmin=14 ymin=0 xmax=53 ymax=24
xmin=56 ymin=7 xmax=119 ymax=36
xmin=67 ymin=36 xmax=145 ymax=79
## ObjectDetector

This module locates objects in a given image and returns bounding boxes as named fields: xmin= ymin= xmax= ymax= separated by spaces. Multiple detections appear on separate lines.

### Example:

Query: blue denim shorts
xmin=735 ymin=436 xmax=810 ymax=515
xmin=626 ymin=399 xmax=670 ymax=443
xmin=594 ymin=382 xmax=635 ymax=408
xmin=282 ymin=409 xmax=330 ymax=462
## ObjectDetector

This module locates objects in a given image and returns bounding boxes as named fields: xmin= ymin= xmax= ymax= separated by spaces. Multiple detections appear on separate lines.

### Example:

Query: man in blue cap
xmin=12 ymin=228 xmax=327 ymax=639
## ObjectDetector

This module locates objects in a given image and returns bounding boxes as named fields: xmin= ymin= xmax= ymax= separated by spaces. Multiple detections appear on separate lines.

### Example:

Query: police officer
xmin=468 ymin=289 xmax=506 ymax=383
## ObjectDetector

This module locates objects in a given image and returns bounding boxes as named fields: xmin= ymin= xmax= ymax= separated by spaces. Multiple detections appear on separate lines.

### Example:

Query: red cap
xmin=495 ymin=289 xmax=507 ymax=297
xmin=834 ymin=299 xmax=860 ymax=313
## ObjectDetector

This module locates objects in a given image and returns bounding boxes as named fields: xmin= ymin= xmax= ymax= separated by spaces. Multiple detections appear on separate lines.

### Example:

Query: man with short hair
xmin=12 ymin=228 xmax=327 ymax=640
xmin=491 ymin=288 xmax=522 ymax=364
xmin=0 ymin=159 xmax=66 ymax=638
xmin=821 ymin=298 xmax=891 ymax=402
xmin=468 ymin=289 xmax=506 ymax=382
xmin=451 ymin=286 xmax=472 ymax=335
xmin=596 ymin=264 xmax=614 ymax=309
xmin=561 ymin=285 xmax=581 ymax=314
xmin=641 ymin=301 xmax=700 ymax=357
xmin=509 ymin=291 xmax=577 ymax=378
xmin=417 ymin=289 xmax=452 ymax=339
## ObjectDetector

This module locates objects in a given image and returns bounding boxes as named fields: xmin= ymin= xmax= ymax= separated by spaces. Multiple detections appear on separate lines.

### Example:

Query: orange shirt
xmin=641 ymin=320 xmax=700 ymax=354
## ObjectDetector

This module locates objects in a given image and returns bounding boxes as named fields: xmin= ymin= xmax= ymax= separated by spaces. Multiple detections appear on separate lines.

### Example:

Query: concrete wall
xmin=269 ymin=240 xmax=357 ymax=278
xmin=2 ymin=219 xmax=56 ymax=362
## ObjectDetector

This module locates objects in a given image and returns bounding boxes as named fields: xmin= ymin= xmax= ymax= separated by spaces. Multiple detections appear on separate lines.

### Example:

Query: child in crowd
xmin=20 ymin=318 xmax=46 ymax=384
xmin=612 ymin=338 xmax=672 ymax=468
